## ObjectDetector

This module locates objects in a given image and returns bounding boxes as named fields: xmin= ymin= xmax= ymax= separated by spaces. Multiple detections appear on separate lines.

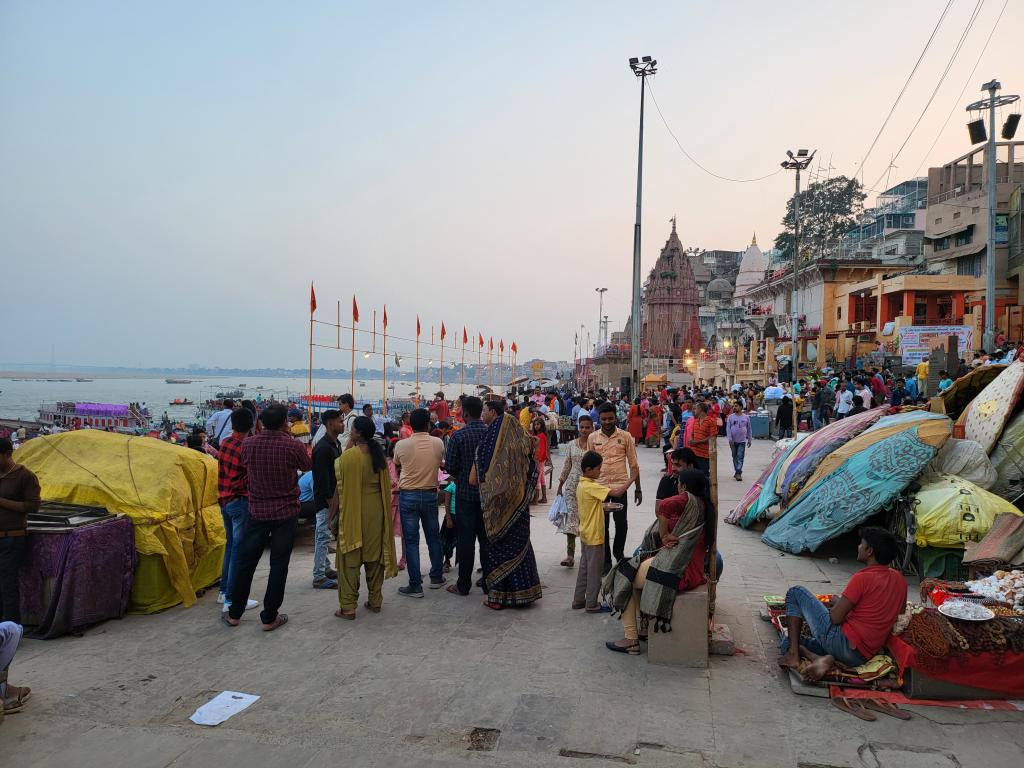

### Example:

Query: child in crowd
xmin=573 ymin=450 xmax=612 ymax=613
xmin=441 ymin=474 xmax=457 ymax=572
xmin=531 ymin=418 xmax=549 ymax=504
xmin=386 ymin=439 xmax=406 ymax=570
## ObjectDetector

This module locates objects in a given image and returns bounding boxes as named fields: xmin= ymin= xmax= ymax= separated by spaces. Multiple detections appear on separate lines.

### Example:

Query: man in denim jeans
xmin=310 ymin=409 xmax=341 ymax=589
xmin=215 ymin=409 xmax=259 ymax=614
xmin=393 ymin=408 xmax=446 ymax=597
xmin=779 ymin=527 xmax=907 ymax=682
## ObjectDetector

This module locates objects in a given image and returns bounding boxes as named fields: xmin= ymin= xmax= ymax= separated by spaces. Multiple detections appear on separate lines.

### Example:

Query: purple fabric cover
xmin=19 ymin=516 xmax=135 ymax=639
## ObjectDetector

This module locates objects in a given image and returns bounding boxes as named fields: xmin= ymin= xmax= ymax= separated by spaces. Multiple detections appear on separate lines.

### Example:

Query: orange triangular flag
xmin=383 ymin=305 xmax=388 ymax=330
xmin=310 ymin=282 xmax=317 ymax=314
xmin=511 ymin=341 xmax=518 ymax=354
xmin=499 ymin=339 xmax=504 ymax=353
xmin=352 ymin=296 xmax=359 ymax=323
xmin=489 ymin=337 xmax=493 ymax=351
xmin=440 ymin=322 xmax=447 ymax=341
xmin=478 ymin=333 xmax=484 ymax=349
xmin=417 ymin=316 xmax=421 ymax=337
xmin=463 ymin=327 xmax=468 ymax=345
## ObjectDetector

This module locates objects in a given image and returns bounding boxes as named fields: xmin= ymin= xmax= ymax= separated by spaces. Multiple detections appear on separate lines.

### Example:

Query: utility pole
xmin=595 ymin=287 xmax=607 ymax=349
xmin=781 ymin=149 xmax=815 ymax=381
xmin=967 ymin=80 xmax=1019 ymax=351
xmin=628 ymin=56 xmax=657 ymax=398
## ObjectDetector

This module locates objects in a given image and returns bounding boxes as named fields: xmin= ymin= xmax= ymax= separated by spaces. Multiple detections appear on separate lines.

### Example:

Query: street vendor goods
xmin=966 ymin=570 xmax=1024 ymax=610
xmin=15 ymin=430 xmax=225 ymax=613
xmin=956 ymin=353 xmax=1024 ymax=454
xmin=938 ymin=600 xmax=995 ymax=621
xmin=762 ymin=412 xmax=950 ymax=554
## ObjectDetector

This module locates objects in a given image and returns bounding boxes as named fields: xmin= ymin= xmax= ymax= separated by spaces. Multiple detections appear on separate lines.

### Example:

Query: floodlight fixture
xmin=797 ymin=149 xmax=809 ymax=157
xmin=629 ymin=57 xmax=639 ymax=65
xmin=642 ymin=56 xmax=651 ymax=62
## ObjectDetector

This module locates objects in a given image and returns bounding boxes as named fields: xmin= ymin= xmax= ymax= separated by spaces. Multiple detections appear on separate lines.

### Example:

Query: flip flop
xmin=483 ymin=600 xmax=504 ymax=611
xmin=262 ymin=613 xmax=289 ymax=631
xmin=221 ymin=613 xmax=240 ymax=628
xmin=831 ymin=696 xmax=876 ymax=721
xmin=334 ymin=609 xmax=356 ymax=620
xmin=560 ymin=558 xmax=575 ymax=567
xmin=861 ymin=698 xmax=912 ymax=720
xmin=363 ymin=601 xmax=381 ymax=613
xmin=446 ymin=584 xmax=467 ymax=596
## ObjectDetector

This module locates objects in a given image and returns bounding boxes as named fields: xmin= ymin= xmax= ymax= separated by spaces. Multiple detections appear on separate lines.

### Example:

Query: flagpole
xmin=477 ymin=334 xmax=481 ymax=389
xmin=460 ymin=332 xmax=466 ymax=394
xmin=416 ymin=332 xmax=420 ymax=406
xmin=350 ymin=322 xmax=356 ymax=394
xmin=382 ymin=311 xmax=388 ymax=418
xmin=308 ymin=310 xmax=314 ymax=423
xmin=336 ymin=300 xmax=340 ymax=349
xmin=440 ymin=328 xmax=444 ymax=393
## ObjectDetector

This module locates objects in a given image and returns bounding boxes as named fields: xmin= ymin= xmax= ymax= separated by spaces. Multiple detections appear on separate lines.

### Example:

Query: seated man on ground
xmin=779 ymin=526 xmax=906 ymax=681
xmin=1 ymin=621 xmax=30 ymax=723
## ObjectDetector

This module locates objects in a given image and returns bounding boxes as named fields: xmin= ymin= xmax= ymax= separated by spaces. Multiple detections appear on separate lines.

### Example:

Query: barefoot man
xmin=778 ymin=527 xmax=906 ymax=681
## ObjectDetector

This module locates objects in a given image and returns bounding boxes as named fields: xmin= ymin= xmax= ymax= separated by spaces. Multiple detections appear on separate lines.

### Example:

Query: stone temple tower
xmin=641 ymin=218 xmax=704 ymax=358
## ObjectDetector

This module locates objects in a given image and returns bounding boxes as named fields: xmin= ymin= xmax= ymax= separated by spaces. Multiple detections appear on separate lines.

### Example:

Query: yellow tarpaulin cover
xmin=16 ymin=431 xmax=225 ymax=613
xmin=913 ymin=474 xmax=1024 ymax=549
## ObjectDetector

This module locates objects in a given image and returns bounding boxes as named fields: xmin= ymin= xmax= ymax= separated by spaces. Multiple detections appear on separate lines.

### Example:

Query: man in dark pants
xmin=0 ymin=437 xmax=41 ymax=623
xmin=587 ymin=403 xmax=642 ymax=573
xmin=443 ymin=396 xmax=489 ymax=595
xmin=223 ymin=405 xmax=310 ymax=631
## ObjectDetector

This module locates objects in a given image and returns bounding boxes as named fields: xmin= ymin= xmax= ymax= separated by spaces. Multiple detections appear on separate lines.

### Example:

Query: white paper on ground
xmin=189 ymin=691 xmax=260 ymax=726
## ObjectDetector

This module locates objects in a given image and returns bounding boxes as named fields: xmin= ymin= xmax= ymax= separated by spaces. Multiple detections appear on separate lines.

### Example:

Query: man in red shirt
xmin=779 ymin=527 xmax=906 ymax=680
xmin=429 ymin=392 xmax=450 ymax=424
xmin=688 ymin=402 xmax=717 ymax=477
xmin=216 ymin=408 xmax=259 ymax=614
xmin=223 ymin=404 xmax=311 ymax=631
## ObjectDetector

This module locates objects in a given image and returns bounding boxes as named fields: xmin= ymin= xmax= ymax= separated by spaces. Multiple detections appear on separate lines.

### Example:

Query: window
xmin=973 ymin=206 xmax=981 ymax=214
xmin=954 ymin=229 xmax=972 ymax=247
xmin=953 ymin=211 xmax=961 ymax=219
xmin=935 ymin=217 xmax=943 ymax=225
xmin=837 ymin=306 xmax=842 ymax=319
xmin=957 ymin=254 xmax=982 ymax=277
xmin=934 ymin=237 xmax=950 ymax=251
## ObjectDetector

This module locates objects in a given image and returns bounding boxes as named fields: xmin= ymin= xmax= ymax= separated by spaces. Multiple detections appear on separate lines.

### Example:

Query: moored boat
xmin=38 ymin=402 xmax=152 ymax=434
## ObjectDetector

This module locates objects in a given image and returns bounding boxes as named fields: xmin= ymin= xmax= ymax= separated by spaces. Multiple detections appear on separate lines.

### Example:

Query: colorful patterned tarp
xmin=958 ymin=356 xmax=1024 ymax=454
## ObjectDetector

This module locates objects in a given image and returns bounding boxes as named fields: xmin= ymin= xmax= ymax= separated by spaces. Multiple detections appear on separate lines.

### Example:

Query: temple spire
xmin=752 ymin=232 xmax=757 ymax=246
xmin=670 ymin=215 xmax=677 ymax=234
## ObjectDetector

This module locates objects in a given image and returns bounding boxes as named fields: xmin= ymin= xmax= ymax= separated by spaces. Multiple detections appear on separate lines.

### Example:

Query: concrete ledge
xmin=647 ymin=584 xmax=709 ymax=668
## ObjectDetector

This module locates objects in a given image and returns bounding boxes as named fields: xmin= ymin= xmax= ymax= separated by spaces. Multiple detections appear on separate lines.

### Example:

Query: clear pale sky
xmin=2 ymin=1 xmax=1021 ymax=368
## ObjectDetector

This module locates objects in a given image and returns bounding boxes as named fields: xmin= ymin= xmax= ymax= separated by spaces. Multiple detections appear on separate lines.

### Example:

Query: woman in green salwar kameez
xmin=331 ymin=416 xmax=398 ymax=619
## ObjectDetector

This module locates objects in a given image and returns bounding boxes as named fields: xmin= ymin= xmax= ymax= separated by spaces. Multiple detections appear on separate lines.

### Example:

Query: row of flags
xmin=311 ymin=283 xmax=516 ymax=353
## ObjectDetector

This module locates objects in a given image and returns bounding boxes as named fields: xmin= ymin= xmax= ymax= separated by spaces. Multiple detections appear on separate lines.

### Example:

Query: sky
xmin=2 ymin=1 xmax=1022 ymax=369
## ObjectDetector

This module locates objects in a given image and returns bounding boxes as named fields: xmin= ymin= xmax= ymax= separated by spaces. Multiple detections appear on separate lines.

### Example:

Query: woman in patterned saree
xmin=471 ymin=398 xmax=542 ymax=610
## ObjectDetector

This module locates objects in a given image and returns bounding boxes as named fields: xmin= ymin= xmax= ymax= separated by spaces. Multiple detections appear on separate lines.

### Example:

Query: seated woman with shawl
xmin=603 ymin=469 xmax=716 ymax=655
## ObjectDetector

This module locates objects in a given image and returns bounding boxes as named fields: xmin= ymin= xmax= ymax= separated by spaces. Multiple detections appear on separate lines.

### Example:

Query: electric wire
xmin=645 ymin=80 xmax=784 ymax=183
xmin=863 ymin=0 xmax=986 ymax=196
xmin=856 ymin=0 xmax=955 ymax=183
xmin=911 ymin=0 xmax=1010 ymax=178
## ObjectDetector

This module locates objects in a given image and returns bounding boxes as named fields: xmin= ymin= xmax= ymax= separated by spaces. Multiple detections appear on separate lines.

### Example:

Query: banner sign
xmin=898 ymin=325 xmax=972 ymax=365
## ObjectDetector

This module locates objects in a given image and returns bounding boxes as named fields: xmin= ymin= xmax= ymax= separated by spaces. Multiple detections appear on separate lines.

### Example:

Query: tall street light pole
xmin=781 ymin=149 xmax=815 ymax=382
xmin=967 ymin=80 xmax=1019 ymax=351
xmin=595 ymin=287 xmax=607 ymax=349
xmin=629 ymin=56 xmax=657 ymax=398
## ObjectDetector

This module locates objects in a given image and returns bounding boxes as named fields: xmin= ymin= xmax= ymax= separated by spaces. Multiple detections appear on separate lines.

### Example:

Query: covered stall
xmin=16 ymin=430 xmax=225 ymax=613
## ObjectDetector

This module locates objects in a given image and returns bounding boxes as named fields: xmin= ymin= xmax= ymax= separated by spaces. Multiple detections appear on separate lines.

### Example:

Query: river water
xmin=0 ymin=374 xmax=491 ymax=423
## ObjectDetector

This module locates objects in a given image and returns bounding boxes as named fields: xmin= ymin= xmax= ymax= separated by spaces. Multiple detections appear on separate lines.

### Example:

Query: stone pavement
xmin=4 ymin=437 xmax=1024 ymax=767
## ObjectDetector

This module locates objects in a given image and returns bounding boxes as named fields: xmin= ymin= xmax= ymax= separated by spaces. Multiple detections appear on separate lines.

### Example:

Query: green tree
xmin=773 ymin=175 xmax=866 ymax=258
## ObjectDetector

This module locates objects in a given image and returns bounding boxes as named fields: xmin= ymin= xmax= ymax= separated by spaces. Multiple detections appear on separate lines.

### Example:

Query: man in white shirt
xmin=836 ymin=387 xmax=854 ymax=418
xmin=313 ymin=394 xmax=356 ymax=446
xmin=205 ymin=399 xmax=235 ymax=447
xmin=855 ymin=380 xmax=874 ymax=410
xmin=362 ymin=403 xmax=386 ymax=435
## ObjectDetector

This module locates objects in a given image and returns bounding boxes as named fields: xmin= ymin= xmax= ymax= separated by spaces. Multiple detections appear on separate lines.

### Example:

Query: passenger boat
xmin=216 ymin=389 xmax=244 ymax=399
xmin=166 ymin=378 xmax=192 ymax=384
xmin=168 ymin=398 xmax=194 ymax=406
xmin=38 ymin=402 xmax=152 ymax=433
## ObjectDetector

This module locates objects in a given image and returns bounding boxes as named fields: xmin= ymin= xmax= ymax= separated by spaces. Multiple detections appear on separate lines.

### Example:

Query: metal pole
xmin=791 ymin=165 xmax=801 ymax=380
xmin=984 ymin=81 xmax=998 ymax=352
xmin=630 ymin=77 xmax=645 ymax=398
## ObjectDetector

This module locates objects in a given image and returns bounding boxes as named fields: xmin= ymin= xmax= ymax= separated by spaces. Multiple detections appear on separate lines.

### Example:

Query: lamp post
xmin=780 ymin=149 xmax=816 ymax=382
xmin=967 ymin=80 xmax=1019 ymax=351
xmin=595 ymin=287 xmax=608 ymax=350
xmin=628 ymin=55 xmax=657 ymax=398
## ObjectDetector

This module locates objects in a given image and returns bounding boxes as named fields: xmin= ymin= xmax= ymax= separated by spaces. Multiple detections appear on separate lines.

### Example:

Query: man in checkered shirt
xmin=223 ymin=404 xmax=311 ymax=631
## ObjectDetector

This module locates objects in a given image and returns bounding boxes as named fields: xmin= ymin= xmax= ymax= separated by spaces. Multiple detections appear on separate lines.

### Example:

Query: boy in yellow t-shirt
xmin=574 ymin=450 xmax=612 ymax=612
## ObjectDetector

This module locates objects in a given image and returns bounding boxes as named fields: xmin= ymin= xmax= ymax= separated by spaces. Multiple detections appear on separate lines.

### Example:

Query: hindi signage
xmin=897 ymin=325 xmax=972 ymax=365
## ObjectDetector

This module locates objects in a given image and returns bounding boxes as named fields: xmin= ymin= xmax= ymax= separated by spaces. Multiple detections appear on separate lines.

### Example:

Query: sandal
xmin=261 ymin=613 xmax=289 ymax=631
xmin=334 ymin=609 xmax=356 ymax=620
xmin=560 ymin=557 xmax=575 ymax=567
xmin=221 ymin=613 xmax=240 ymax=628
xmin=830 ymin=697 xmax=876 ymax=721
xmin=483 ymin=600 xmax=504 ymax=611
xmin=861 ymin=698 xmax=912 ymax=721
xmin=446 ymin=584 xmax=468 ymax=596
xmin=571 ymin=601 xmax=585 ymax=610
xmin=363 ymin=602 xmax=381 ymax=613
xmin=605 ymin=639 xmax=641 ymax=655
xmin=2 ymin=685 xmax=31 ymax=714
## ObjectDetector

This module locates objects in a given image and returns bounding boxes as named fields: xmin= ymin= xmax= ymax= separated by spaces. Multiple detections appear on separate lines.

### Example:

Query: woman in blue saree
xmin=471 ymin=399 xmax=542 ymax=609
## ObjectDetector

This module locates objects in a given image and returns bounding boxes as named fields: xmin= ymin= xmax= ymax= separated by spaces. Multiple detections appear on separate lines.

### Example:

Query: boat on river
xmin=38 ymin=402 xmax=152 ymax=434
xmin=168 ymin=398 xmax=194 ymax=406
xmin=166 ymin=378 xmax=192 ymax=384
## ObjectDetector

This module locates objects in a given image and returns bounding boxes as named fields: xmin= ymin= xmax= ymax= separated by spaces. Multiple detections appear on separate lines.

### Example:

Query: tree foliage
xmin=773 ymin=175 xmax=866 ymax=258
